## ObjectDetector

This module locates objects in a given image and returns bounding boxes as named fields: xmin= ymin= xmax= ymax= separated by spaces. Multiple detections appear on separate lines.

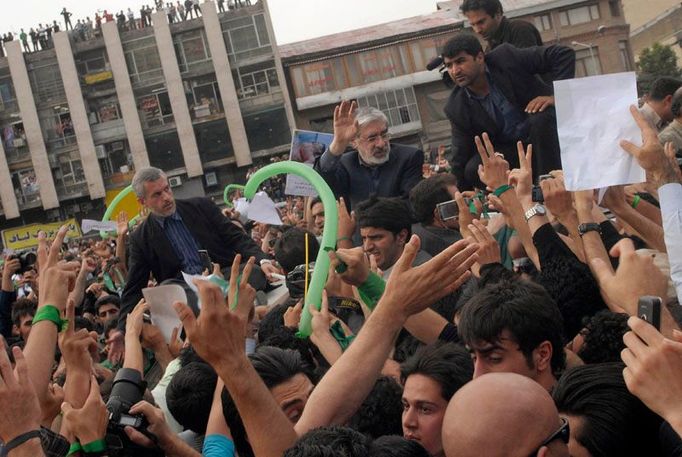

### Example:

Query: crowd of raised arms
xmin=0 ymin=0 xmax=251 ymax=55
xmin=2 ymin=0 xmax=682 ymax=456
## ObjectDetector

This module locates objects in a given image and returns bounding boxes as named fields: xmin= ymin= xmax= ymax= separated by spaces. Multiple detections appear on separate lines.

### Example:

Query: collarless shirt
xmin=152 ymin=211 xmax=204 ymax=274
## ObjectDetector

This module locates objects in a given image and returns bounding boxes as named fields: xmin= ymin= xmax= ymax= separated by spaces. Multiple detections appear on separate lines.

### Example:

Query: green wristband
xmin=336 ymin=236 xmax=351 ymax=243
xmin=631 ymin=194 xmax=641 ymax=209
xmin=32 ymin=305 xmax=67 ymax=332
xmin=492 ymin=184 xmax=514 ymax=197
xmin=68 ymin=441 xmax=83 ymax=456
xmin=82 ymin=438 xmax=107 ymax=453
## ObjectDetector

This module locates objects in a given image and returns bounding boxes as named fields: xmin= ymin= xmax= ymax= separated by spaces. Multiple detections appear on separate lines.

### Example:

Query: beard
xmin=360 ymin=144 xmax=391 ymax=166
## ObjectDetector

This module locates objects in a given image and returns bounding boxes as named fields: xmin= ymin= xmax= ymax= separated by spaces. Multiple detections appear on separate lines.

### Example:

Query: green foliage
xmin=637 ymin=42 xmax=682 ymax=92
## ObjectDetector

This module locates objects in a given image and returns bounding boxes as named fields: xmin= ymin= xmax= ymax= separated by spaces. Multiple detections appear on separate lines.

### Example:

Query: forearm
xmin=404 ymin=309 xmax=449 ymax=345
xmin=24 ymin=321 xmax=58 ymax=405
xmin=296 ymin=304 xmax=403 ymax=434
xmin=116 ymin=235 xmax=128 ymax=274
xmin=310 ymin=331 xmax=343 ymax=365
xmin=68 ymin=270 xmax=89 ymax=308
xmin=206 ymin=380 xmax=231 ymax=438
xmin=123 ymin=335 xmax=144 ymax=373
xmin=7 ymin=437 xmax=44 ymax=457
xmin=64 ymin=367 xmax=90 ymax=409
xmin=2 ymin=271 xmax=14 ymax=292
xmin=501 ymin=193 xmax=540 ymax=269
xmin=633 ymin=199 xmax=663 ymax=225
xmin=556 ymin=212 xmax=585 ymax=262
xmin=610 ymin=204 xmax=666 ymax=252
xmin=159 ymin=434 xmax=202 ymax=457
xmin=577 ymin=207 xmax=613 ymax=284
xmin=217 ymin=356 xmax=297 ymax=457
xmin=150 ymin=344 xmax=174 ymax=372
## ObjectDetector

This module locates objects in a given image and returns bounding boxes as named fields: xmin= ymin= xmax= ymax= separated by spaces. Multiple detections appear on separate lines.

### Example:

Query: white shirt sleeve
xmin=658 ymin=183 xmax=682 ymax=301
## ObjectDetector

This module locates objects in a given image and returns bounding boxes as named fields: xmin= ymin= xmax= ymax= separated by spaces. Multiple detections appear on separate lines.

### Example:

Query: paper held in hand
xmin=554 ymin=72 xmax=645 ymax=191
xmin=142 ymin=284 xmax=186 ymax=344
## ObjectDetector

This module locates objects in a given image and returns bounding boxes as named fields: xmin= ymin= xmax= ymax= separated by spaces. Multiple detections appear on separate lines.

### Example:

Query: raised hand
xmin=508 ymin=141 xmax=533 ymax=202
xmin=468 ymin=219 xmax=501 ymax=275
xmin=283 ymin=300 xmax=303 ymax=329
xmin=0 ymin=341 xmax=41 ymax=444
xmin=328 ymin=246 xmax=369 ymax=287
xmin=61 ymin=375 xmax=108 ymax=445
xmin=541 ymin=172 xmax=574 ymax=220
xmin=330 ymin=100 xmax=359 ymax=154
xmin=475 ymin=133 xmax=510 ymax=190
xmin=116 ymin=211 xmax=130 ymax=237
xmin=337 ymin=197 xmax=356 ymax=244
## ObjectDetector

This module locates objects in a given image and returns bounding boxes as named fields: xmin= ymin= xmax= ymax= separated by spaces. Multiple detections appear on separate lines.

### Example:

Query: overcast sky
xmin=0 ymin=0 xmax=438 ymax=45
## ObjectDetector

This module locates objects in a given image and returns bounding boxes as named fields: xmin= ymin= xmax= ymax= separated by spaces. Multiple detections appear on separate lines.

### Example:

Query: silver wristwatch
xmin=524 ymin=204 xmax=546 ymax=222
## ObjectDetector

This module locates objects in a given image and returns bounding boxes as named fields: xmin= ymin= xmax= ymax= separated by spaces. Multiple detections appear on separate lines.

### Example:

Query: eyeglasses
xmin=360 ymin=130 xmax=391 ymax=144
xmin=527 ymin=417 xmax=570 ymax=457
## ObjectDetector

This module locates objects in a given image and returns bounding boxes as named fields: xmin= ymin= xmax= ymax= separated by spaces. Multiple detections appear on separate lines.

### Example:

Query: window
xmin=235 ymin=61 xmax=280 ymax=99
xmin=609 ymin=0 xmax=621 ymax=17
xmin=29 ymin=63 xmax=66 ymax=103
xmin=88 ymin=97 xmax=121 ymax=124
xmin=619 ymin=41 xmax=632 ymax=71
xmin=0 ymin=76 xmax=17 ymax=112
xmin=222 ymin=14 xmax=272 ymax=61
xmin=575 ymin=48 xmax=601 ymax=77
xmin=11 ymin=169 xmax=40 ymax=205
xmin=559 ymin=5 xmax=600 ymax=26
xmin=243 ymin=106 xmax=291 ymax=152
xmin=534 ymin=14 xmax=552 ymax=31
xmin=188 ymin=75 xmax=223 ymax=119
xmin=146 ymin=131 xmax=185 ymax=171
xmin=2 ymin=121 xmax=28 ymax=162
xmin=357 ymin=87 xmax=420 ymax=128
xmin=137 ymin=91 xmax=174 ymax=128
xmin=97 ymin=141 xmax=133 ymax=181
xmin=75 ymin=49 xmax=109 ymax=75
xmin=194 ymin=119 xmax=233 ymax=163
xmin=54 ymin=159 xmax=87 ymax=197
xmin=173 ymin=30 xmax=211 ymax=73
xmin=124 ymin=36 xmax=163 ymax=85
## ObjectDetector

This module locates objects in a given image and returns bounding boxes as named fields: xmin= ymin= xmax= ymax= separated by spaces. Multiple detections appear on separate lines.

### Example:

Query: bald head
xmin=442 ymin=373 xmax=568 ymax=457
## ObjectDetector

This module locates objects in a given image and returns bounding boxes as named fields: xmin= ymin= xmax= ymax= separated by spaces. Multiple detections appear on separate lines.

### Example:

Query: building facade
xmin=629 ymin=3 xmax=682 ymax=66
xmin=279 ymin=0 xmax=634 ymax=155
xmin=0 ymin=0 xmax=294 ymax=231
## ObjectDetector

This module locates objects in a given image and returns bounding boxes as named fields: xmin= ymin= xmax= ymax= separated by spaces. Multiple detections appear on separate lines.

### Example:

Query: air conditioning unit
xmin=12 ymin=138 xmax=25 ymax=147
xmin=95 ymin=144 xmax=107 ymax=159
xmin=168 ymin=176 xmax=182 ymax=188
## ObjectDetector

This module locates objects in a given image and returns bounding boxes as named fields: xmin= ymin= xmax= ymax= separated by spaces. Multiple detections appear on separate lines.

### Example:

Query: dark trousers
xmin=461 ymin=108 xmax=562 ymax=190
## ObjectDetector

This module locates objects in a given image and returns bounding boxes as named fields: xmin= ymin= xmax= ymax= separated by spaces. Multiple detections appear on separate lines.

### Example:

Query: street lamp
xmin=571 ymin=41 xmax=600 ymax=75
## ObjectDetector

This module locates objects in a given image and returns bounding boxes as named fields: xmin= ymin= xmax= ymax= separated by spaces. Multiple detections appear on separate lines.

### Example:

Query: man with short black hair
xmin=400 ymin=343 xmax=473 ymax=457
xmin=659 ymin=85 xmax=682 ymax=153
xmin=410 ymin=174 xmax=463 ymax=257
xmin=642 ymin=76 xmax=682 ymax=132
xmin=10 ymin=298 xmax=36 ymax=342
xmin=355 ymin=196 xmax=431 ymax=278
xmin=460 ymin=0 xmax=542 ymax=51
xmin=94 ymin=295 xmax=120 ymax=327
xmin=442 ymin=33 xmax=574 ymax=189
xmin=457 ymin=279 xmax=565 ymax=391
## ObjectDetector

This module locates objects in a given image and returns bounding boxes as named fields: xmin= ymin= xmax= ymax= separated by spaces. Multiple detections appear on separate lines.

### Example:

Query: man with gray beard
xmin=315 ymin=101 xmax=424 ymax=211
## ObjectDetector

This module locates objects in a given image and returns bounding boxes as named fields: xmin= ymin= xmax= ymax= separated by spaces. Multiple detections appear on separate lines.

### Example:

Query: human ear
xmin=533 ymin=340 xmax=553 ymax=372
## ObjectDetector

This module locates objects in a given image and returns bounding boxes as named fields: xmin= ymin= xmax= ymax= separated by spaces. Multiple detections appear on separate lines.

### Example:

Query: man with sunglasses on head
xmin=315 ymin=101 xmax=424 ymax=212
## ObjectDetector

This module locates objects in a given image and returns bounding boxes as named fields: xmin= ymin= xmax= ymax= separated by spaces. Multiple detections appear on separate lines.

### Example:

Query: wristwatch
xmin=524 ymin=204 xmax=546 ymax=221
xmin=578 ymin=222 xmax=602 ymax=237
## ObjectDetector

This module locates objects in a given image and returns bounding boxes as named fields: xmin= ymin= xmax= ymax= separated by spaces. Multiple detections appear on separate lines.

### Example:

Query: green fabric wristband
xmin=631 ymin=194 xmax=641 ymax=209
xmin=357 ymin=272 xmax=386 ymax=311
xmin=68 ymin=441 xmax=83 ymax=456
xmin=32 ymin=305 xmax=67 ymax=332
xmin=492 ymin=184 xmax=514 ymax=197
xmin=329 ymin=320 xmax=356 ymax=350
xmin=82 ymin=439 xmax=107 ymax=453
xmin=336 ymin=236 xmax=351 ymax=244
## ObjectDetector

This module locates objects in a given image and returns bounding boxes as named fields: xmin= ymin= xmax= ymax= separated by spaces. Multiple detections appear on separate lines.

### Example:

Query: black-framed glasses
xmin=527 ymin=417 xmax=570 ymax=457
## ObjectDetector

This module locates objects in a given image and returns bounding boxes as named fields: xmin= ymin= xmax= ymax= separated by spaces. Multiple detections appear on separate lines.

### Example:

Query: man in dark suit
xmin=442 ymin=33 xmax=575 ymax=190
xmin=315 ymin=102 xmax=424 ymax=211
xmin=109 ymin=167 xmax=277 ymax=360
xmin=460 ymin=0 xmax=542 ymax=51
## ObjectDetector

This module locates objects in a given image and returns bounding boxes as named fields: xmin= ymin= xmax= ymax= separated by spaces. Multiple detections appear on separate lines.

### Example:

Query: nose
xmin=473 ymin=24 xmax=482 ymax=34
xmin=403 ymin=407 xmax=417 ymax=429
xmin=473 ymin=358 xmax=488 ymax=378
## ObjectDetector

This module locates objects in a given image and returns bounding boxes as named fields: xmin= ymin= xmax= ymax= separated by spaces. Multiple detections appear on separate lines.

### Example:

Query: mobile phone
xmin=637 ymin=296 xmax=661 ymax=330
xmin=198 ymin=250 xmax=212 ymax=272
xmin=531 ymin=185 xmax=544 ymax=203
xmin=436 ymin=199 xmax=459 ymax=221
xmin=142 ymin=312 xmax=152 ymax=325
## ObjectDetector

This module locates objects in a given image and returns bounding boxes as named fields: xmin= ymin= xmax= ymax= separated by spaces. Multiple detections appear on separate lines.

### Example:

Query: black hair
xmin=178 ymin=345 xmax=207 ymax=367
xmin=257 ymin=299 xmax=298 ymax=343
xmin=347 ymin=376 xmax=404 ymax=439
xmin=355 ymin=196 xmax=412 ymax=237
xmin=671 ymin=86 xmax=682 ymax=118
xmin=249 ymin=345 xmax=315 ymax=389
xmin=460 ymin=0 xmax=503 ymax=16
xmin=74 ymin=316 xmax=95 ymax=333
xmin=441 ymin=33 xmax=483 ymax=59
xmin=553 ymin=363 xmax=663 ymax=456
xmin=393 ymin=332 xmax=425 ymax=364
xmin=166 ymin=362 xmax=217 ymax=434
xmin=11 ymin=298 xmax=37 ymax=327
xmin=576 ymin=311 xmax=629 ymax=364
xmin=409 ymin=174 xmax=458 ymax=224
xmin=458 ymin=279 xmax=566 ymax=373
xmin=369 ymin=436 xmax=431 ymax=457
xmin=258 ymin=325 xmax=326 ymax=370
xmin=311 ymin=196 xmax=323 ymax=208
xmin=283 ymin=426 xmax=371 ymax=457
xmin=94 ymin=295 xmax=121 ymax=314
xmin=649 ymin=77 xmax=682 ymax=101
xmin=102 ymin=318 xmax=119 ymax=338
xmin=400 ymin=342 xmax=473 ymax=401
xmin=274 ymin=227 xmax=320 ymax=273
xmin=535 ymin=255 xmax=607 ymax=339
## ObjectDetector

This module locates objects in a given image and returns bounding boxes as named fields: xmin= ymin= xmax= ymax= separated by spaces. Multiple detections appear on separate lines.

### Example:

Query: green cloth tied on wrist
xmin=329 ymin=320 xmax=356 ymax=350
xmin=32 ymin=305 xmax=67 ymax=332
xmin=357 ymin=271 xmax=386 ymax=311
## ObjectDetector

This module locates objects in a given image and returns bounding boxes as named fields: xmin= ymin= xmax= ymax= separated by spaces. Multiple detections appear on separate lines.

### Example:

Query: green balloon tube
xmin=244 ymin=161 xmax=338 ymax=338
xmin=100 ymin=185 xmax=135 ymax=239
xmin=223 ymin=184 xmax=245 ymax=207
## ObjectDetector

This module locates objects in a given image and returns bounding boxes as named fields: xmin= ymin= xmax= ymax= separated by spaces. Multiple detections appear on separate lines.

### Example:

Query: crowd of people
xmin=0 ymin=0 xmax=254 ymax=55
xmin=2 ymin=0 xmax=682 ymax=456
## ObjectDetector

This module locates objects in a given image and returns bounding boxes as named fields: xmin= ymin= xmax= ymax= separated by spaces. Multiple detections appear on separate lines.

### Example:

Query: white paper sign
xmin=246 ymin=192 xmax=282 ymax=225
xmin=81 ymin=219 xmax=117 ymax=233
xmin=554 ymin=72 xmax=644 ymax=191
xmin=142 ymin=285 xmax=186 ymax=344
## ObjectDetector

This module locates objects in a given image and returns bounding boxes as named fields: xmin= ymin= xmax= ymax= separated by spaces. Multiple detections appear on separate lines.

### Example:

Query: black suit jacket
xmin=118 ymin=197 xmax=266 ymax=330
xmin=444 ymin=43 xmax=575 ymax=187
xmin=315 ymin=143 xmax=424 ymax=210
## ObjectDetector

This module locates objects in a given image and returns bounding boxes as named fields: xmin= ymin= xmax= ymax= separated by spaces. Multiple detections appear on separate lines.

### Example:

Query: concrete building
xmin=629 ymin=3 xmax=682 ymax=65
xmin=279 ymin=0 xmax=634 ymax=154
xmin=0 ymin=0 xmax=294 ymax=230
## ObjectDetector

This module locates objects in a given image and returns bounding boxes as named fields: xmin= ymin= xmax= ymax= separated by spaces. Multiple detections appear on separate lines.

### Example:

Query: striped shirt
xmin=153 ymin=211 xmax=204 ymax=274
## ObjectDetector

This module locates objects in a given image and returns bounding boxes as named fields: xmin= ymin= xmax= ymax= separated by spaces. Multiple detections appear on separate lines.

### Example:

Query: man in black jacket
xmin=461 ymin=0 xmax=542 ymax=51
xmin=443 ymin=34 xmax=575 ymax=189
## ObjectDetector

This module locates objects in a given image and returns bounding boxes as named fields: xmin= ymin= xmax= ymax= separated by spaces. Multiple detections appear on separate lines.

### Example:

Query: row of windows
xmin=534 ymin=2 xmax=619 ymax=32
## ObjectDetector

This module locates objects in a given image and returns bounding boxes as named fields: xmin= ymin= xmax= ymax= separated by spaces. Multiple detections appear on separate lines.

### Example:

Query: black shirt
xmin=487 ymin=16 xmax=543 ymax=51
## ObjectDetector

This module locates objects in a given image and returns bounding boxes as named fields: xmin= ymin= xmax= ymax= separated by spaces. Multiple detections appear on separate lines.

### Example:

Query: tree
xmin=637 ymin=42 xmax=682 ymax=93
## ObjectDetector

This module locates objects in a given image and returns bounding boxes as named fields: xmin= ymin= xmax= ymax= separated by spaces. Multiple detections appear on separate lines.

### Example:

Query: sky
xmin=0 ymin=0 xmax=438 ymax=45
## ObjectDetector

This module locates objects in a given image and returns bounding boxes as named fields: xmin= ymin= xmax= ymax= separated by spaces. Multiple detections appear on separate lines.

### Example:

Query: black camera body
xmin=8 ymin=251 xmax=37 ymax=274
